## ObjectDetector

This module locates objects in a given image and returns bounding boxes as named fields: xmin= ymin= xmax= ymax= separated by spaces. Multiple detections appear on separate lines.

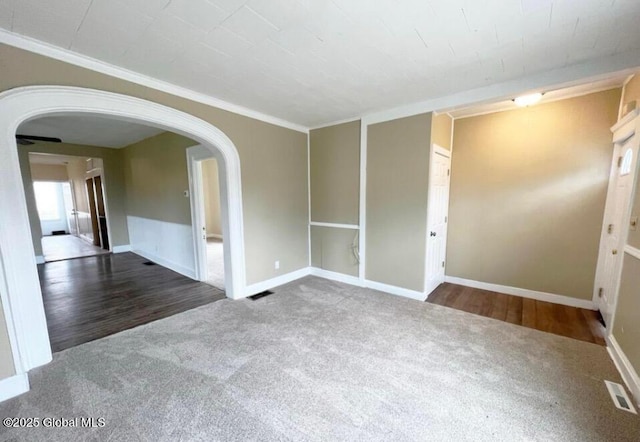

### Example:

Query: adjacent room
xmin=15 ymin=115 xmax=228 ymax=351
xmin=1 ymin=1 xmax=640 ymax=440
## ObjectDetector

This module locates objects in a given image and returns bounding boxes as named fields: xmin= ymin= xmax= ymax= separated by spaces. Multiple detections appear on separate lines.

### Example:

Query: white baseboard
xmin=112 ymin=244 xmax=132 ymax=253
xmin=444 ymin=276 xmax=595 ymax=310
xmin=206 ymin=234 xmax=223 ymax=239
xmin=0 ymin=373 xmax=29 ymax=403
xmin=35 ymin=255 xmax=45 ymax=264
xmin=244 ymin=267 xmax=311 ymax=298
xmin=131 ymin=249 xmax=196 ymax=280
xmin=310 ymin=267 xmax=362 ymax=286
xmin=364 ymin=279 xmax=427 ymax=301
xmin=607 ymin=334 xmax=640 ymax=408
xmin=309 ymin=267 xmax=427 ymax=302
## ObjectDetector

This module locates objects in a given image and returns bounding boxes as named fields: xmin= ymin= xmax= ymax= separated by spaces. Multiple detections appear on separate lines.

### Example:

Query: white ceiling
xmin=447 ymin=74 xmax=629 ymax=118
xmin=19 ymin=115 xmax=165 ymax=148
xmin=2 ymin=0 xmax=640 ymax=127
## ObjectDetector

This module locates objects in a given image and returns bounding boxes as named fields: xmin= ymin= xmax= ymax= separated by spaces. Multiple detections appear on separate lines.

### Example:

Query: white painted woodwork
xmin=425 ymin=145 xmax=451 ymax=295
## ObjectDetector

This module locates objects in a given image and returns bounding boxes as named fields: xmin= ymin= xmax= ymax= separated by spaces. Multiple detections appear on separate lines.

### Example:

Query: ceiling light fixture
xmin=513 ymin=92 xmax=543 ymax=107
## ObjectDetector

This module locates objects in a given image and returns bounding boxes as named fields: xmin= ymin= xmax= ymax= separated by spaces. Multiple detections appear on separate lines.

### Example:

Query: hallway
xmin=42 ymin=234 xmax=109 ymax=262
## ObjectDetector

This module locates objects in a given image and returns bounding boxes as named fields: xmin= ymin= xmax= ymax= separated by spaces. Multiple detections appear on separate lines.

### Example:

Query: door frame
xmin=593 ymin=110 xmax=640 ymax=333
xmin=0 ymin=86 xmax=247 ymax=376
xmin=85 ymin=160 xmax=113 ymax=251
xmin=424 ymin=143 xmax=452 ymax=295
xmin=187 ymin=145 xmax=216 ymax=284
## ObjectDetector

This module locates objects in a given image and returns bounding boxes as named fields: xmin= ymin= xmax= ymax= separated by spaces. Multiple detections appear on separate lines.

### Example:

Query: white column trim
xmin=358 ymin=118 xmax=368 ymax=282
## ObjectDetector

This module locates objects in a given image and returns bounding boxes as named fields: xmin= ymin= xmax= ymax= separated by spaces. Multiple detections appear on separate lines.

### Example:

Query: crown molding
xmin=0 ymin=29 xmax=309 ymax=134
xmin=361 ymin=49 xmax=640 ymax=126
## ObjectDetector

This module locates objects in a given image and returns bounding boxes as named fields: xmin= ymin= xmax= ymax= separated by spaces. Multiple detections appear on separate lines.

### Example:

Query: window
xmin=34 ymin=182 xmax=61 ymax=221
xmin=620 ymin=148 xmax=633 ymax=175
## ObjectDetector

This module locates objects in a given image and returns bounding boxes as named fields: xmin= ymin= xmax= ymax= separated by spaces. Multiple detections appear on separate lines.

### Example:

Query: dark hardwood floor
xmin=38 ymin=252 xmax=226 ymax=352
xmin=427 ymin=283 xmax=606 ymax=345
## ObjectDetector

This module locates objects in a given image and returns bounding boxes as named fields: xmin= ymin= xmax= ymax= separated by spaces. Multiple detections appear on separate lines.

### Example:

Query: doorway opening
xmin=28 ymin=153 xmax=111 ymax=262
xmin=187 ymin=146 xmax=227 ymax=290
xmin=201 ymin=158 xmax=225 ymax=289
xmin=0 ymin=86 xmax=247 ymax=375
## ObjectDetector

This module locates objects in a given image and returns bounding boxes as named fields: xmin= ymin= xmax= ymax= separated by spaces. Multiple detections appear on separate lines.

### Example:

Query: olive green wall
xmin=366 ymin=113 xmax=432 ymax=291
xmin=310 ymin=226 xmax=359 ymax=276
xmin=18 ymin=142 xmax=128 ymax=256
xmin=448 ymin=89 xmax=621 ymax=300
xmin=310 ymin=121 xmax=360 ymax=224
xmin=122 ymin=132 xmax=195 ymax=226
xmin=613 ymin=254 xmax=640 ymax=383
xmin=202 ymin=159 xmax=222 ymax=237
xmin=309 ymin=120 xmax=361 ymax=276
xmin=1 ymin=42 xmax=308 ymax=285
xmin=0 ymin=300 xmax=14 ymax=379
xmin=29 ymin=163 xmax=68 ymax=182
xmin=431 ymin=113 xmax=453 ymax=150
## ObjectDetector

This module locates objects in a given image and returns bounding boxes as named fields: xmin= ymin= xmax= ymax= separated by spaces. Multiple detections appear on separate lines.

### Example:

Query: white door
xmin=595 ymin=131 xmax=639 ymax=327
xmin=425 ymin=144 xmax=452 ymax=295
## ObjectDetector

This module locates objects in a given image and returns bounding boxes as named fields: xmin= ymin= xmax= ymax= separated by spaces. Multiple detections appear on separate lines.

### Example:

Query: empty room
xmin=1 ymin=1 xmax=640 ymax=440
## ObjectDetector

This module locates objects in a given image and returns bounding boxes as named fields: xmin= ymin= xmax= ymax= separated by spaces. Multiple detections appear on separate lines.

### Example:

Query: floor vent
xmin=142 ymin=261 xmax=156 ymax=266
xmin=249 ymin=290 xmax=274 ymax=300
xmin=605 ymin=381 xmax=637 ymax=414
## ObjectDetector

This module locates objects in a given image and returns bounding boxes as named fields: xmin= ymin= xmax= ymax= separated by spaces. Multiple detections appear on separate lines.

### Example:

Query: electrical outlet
xmin=274 ymin=260 xmax=280 ymax=270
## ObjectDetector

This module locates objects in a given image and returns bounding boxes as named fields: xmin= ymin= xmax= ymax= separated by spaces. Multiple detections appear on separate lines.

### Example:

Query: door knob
xmin=430 ymin=231 xmax=436 ymax=237
xmin=612 ymin=249 xmax=618 ymax=255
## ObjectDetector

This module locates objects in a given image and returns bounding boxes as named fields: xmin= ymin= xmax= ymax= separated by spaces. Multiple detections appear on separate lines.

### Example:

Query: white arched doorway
xmin=0 ymin=86 xmax=247 ymax=375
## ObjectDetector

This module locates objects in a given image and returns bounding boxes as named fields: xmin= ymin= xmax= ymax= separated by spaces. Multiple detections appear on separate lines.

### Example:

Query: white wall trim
xmin=112 ymin=244 xmax=131 ymax=253
xmin=310 ymin=267 xmax=362 ymax=286
xmin=0 ymin=373 xmax=30 ymax=403
xmin=358 ymin=119 xmax=368 ymax=282
xmin=34 ymin=255 xmax=45 ymax=264
xmin=445 ymin=276 xmax=595 ymax=310
xmin=207 ymin=234 xmax=223 ymax=240
xmin=611 ymin=108 xmax=640 ymax=134
xmin=310 ymin=266 xmax=429 ymax=302
xmin=245 ymin=267 xmax=311 ymax=297
xmin=309 ymin=221 xmax=360 ymax=230
xmin=365 ymin=279 xmax=427 ymax=301
xmin=624 ymin=244 xmax=640 ymax=260
xmin=131 ymin=249 xmax=196 ymax=280
xmin=307 ymin=133 xmax=312 ymax=267
xmin=607 ymin=334 xmax=640 ymax=408
xmin=0 ymin=29 xmax=308 ymax=134
xmin=0 ymin=86 xmax=248 ymax=376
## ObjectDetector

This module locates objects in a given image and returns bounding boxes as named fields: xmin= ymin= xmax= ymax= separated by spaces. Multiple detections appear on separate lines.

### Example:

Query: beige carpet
xmin=1 ymin=276 xmax=638 ymax=441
